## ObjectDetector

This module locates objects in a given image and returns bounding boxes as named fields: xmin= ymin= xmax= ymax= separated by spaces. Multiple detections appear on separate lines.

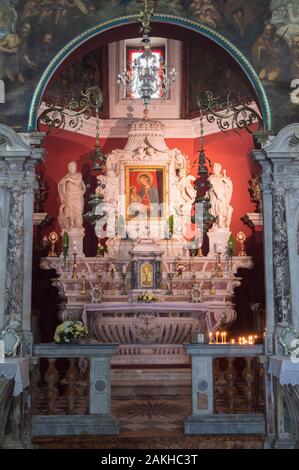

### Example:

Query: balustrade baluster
xmin=214 ymin=358 xmax=227 ymax=413
xmin=31 ymin=357 xmax=41 ymax=415
xmin=44 ymin=358 xmax=59 ymax=415
xmin=224 ymin=357 xmax=237 ymax=413
xmin=242 ymin=357 xmax=255 ymax=412
xmin=61 ymin=358 xmax=78 ymax=414
xmin=76 ymin=357 xmax=89 ymax=415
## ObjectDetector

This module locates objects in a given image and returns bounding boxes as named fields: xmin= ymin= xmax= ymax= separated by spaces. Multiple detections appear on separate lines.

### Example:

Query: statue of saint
xmin=172 ymin=167 xmax=196 ymax=237
xmin=58 ymin=161 xmax=86 ymax=230
xmin=208 ymin=163 xmax=233 ymax=230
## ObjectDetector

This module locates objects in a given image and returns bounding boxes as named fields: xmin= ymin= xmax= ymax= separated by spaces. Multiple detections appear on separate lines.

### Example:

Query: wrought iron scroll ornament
xmin=197 ymin=91 xmax=263 ymax=135
xmin=37 ymin=86 xmax=103 ymax=132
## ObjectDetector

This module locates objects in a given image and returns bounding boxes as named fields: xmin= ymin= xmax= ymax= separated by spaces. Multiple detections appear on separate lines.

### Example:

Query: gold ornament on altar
xmin=236 ymin=231 xmax=247 ymax=256
xmin=80 ymin=270 xmax=87 ymax=297
xmin=48 ymin=231 xmax=58 ymax=257
xmin=71 ymin=241 xmax=78 ymax=279
xmin=210 ymin=280 xmax=216 ymax=296
xmin=140 ymin=262 xmax=153 ymax=288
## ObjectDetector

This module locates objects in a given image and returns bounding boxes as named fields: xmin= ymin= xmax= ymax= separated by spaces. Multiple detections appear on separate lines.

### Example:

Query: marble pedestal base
xmin=207 ymin=228 xmax=231 ymax=256
xmin=32 ymin=414 xmax=119 ymax=436
xmin=62 ymin=228 xmax=85 ymax=257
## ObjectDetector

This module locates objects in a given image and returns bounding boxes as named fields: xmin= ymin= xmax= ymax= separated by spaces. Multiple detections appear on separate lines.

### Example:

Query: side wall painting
xmin=0 ymin=0 xmax=298 ymax=131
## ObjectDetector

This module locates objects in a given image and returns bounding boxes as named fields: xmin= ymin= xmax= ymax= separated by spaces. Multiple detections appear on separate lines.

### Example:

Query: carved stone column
xmin=251 ymin=124 xmax=299 ymax=348
xmin=251 ymin=125 xmax=299 ymax=448
xmin=0 ymin=124 xmax=45 ymax=353
xmin=272 ymin=186 xmax=292 ymax=327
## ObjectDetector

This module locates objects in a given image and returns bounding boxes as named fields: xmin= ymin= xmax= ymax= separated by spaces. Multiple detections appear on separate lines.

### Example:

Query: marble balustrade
xmin=31 ymin=343 xmax=119 ymax=436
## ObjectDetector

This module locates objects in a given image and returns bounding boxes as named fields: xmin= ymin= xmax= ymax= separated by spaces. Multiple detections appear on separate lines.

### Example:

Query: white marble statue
xmin=172 ymin=167 xmax=196 ymax=237
xmin=58 ymin=161 xmax=86 ymax=231
xmin=208 ymin=163 xmax=233 ymax=230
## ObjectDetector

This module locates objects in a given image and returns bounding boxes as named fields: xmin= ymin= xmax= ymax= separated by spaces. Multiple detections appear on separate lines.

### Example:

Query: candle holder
xmin=96 ymin=238 xmax=103 ymax=257
xmin=236 ymin=231 xmax=247 ymax=256
xmin=80 ymin=272 xmax=87 ymax=296
xmin=71 ymin=250 xmax=78 ymax=279
xmin=197 ymin=245 xmax=203 ymax=257
xmin=48 ymin=231 xmax=58 ymax=257
xmin=167 ymin=272 xmax=174 ymax=295
xmin=210 ymin=280 xmax=216 ymax=295
xmin=215 ymin=252 xmax=223 ymax=278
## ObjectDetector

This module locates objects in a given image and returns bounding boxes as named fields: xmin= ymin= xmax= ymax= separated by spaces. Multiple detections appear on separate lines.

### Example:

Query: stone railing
xmin=0 ymin=378 xmax=14 ymax=446
xmin=184 ymin=344 xmax=265 ymax=435
xmin=31 ymin=343 xmax=119 ymax=436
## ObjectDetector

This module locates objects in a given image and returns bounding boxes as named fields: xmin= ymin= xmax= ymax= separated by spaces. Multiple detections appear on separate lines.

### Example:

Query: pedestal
xmin=207 ymin=228 xmax=231 ymax=256
xmin=62 ymin=228 xmax=85 ymax=257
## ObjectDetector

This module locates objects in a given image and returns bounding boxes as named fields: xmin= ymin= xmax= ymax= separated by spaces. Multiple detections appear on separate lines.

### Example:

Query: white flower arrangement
xmin=54 ymin=320 xmax=88 ymax=344
xmin=137 ymin=290 xmax=156 ymax=302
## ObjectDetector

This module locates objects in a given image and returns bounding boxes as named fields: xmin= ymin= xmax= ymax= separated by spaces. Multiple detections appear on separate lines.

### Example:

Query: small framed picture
xmin=191 ymin=331 xmax=208 ymax=344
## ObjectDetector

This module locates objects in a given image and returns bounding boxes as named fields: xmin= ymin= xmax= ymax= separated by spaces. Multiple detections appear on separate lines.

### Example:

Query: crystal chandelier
xmin=117 ymin=0 xmax=176 ymax=117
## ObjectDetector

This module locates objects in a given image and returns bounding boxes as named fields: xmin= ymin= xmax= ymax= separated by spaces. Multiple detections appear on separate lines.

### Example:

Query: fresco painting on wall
xmin=183 ymin=40 xmax=252 ymax=118
xmin=0 ymin=0 xmax=298 ymax=131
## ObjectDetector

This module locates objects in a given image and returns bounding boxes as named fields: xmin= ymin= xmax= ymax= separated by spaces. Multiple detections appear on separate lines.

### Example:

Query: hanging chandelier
xmin=117 ymin=0 xmax=176 ymax=117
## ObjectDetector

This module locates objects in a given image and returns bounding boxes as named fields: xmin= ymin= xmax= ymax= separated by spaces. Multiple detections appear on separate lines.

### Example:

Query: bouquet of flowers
xmin=54 ymin=320 xmax=88 ymax=344
xmin=137 ymin=290 xmax=156 ymax=302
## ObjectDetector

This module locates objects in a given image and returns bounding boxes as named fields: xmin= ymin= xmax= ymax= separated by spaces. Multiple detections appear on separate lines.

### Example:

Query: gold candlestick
xmin=80 ymin=270 xmax=87 ymax=296
xmin=210 ymin=280 xmax=216 ymax=295
xmin=236 ymin=231 xmax=247 ymax=256
xmin=72 ymin=250 xmax=78 ymax=279
xmin=197 ymin=245 xmax=203 ymax=257
xmin=96 ymin=238 xmax=102 ymax=257
xmin=48 ymin=231 xmax=58 ymax=257
xmin=215 ymin=252 xmax=223 ymax=278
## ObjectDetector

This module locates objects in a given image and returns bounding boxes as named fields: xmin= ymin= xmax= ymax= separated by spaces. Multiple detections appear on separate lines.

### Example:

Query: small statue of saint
xmin=58 ymin=161 xmax=86 ymax=231
xmin=208 ymin=163 xmax=233 ymax=230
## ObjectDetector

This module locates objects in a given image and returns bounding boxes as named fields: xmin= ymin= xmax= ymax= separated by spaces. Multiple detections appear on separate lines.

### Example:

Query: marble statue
xmin=58 ymin=161 xmax=86 ymax=231
xmin=208 ymin=163 xmax=233 ymax=229
xmin=172 ymin=166 xmax=196 ymax=237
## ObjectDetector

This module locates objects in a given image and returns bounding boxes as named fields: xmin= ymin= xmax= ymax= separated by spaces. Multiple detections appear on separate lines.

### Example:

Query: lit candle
xmin=248 ymin=335 xmax=253 ymax=345
xmin=221 ymin=332 xmax=224 ymax=343
xmin=223 ymin=332 xmax=227 ymax=344
xmin=209 ymin=332 xmax=212 ymax=343
xmin=231 ymin=339 xmax=235 ymax=345
xmin=216 ymin=331 xmax=219 ymax=343
xmin=73 ymin=241 xmax=77 ymax=253
xmin=238 ymin=337 xmax=242 ymax=345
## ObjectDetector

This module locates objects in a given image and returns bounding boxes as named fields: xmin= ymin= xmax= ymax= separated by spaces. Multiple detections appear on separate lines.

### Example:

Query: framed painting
xmin=125 ymin=165 xmax=167 ymax=220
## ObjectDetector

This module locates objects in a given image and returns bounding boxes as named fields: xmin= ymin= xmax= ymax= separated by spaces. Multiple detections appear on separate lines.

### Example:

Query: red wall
xmin=37 ymin=127 xmax=259 ymax=248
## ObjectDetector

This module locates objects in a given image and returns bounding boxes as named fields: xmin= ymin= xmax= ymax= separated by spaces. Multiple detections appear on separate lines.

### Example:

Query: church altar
xmin=40 ymin=117 xmax=253 ymax=365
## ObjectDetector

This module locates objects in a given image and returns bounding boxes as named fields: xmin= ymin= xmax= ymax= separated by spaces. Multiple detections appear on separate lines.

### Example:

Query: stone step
xmin=111 ymin=367 xmax=191 ymax=397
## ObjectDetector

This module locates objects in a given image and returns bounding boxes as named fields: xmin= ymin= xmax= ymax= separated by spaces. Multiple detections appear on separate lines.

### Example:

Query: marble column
xmin=251 ymin=124 xmax=299 ymax=348
xmin=0 ymin=124 xmax=45 ymax=353
xmin=251 ymin=124 xmax=299 ymax=448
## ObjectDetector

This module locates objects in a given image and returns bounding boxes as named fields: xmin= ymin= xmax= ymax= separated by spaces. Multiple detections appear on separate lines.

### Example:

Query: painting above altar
xmin=95 ymin=118 xmax=197 ymax=246
xmin=126 ymin=165 xmax=166 ymax=220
